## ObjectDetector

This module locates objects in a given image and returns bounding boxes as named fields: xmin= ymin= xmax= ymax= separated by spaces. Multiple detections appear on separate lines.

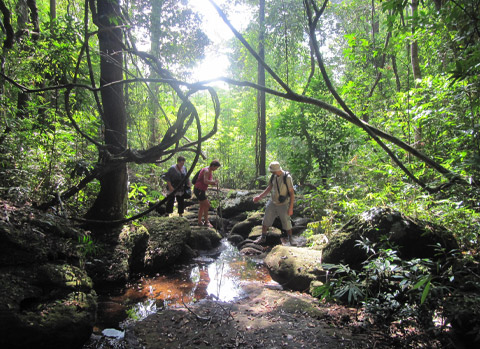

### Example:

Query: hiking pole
xmin=215 ymin=182 xmax=225 ymax=236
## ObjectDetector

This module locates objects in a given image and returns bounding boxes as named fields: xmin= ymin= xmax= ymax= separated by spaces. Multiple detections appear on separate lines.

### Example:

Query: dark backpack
xmin=191 ymin=169 xmax=202 ymax=185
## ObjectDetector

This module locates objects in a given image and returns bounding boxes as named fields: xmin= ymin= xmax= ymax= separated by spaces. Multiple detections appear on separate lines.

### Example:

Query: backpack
xmin=160 ymin=172 xmax=169 ymax=182
xmin=269 ymin=171 xmax=291 ymax=188
xmin=191 ymin=169 xmax=202 ymax=185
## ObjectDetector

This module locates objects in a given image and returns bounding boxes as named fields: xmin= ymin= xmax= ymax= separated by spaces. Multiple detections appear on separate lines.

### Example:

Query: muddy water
xmin=93 ymin=240 xmax=273 ymax=338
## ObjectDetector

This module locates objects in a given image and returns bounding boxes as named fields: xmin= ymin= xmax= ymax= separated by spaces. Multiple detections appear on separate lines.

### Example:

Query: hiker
xmin=194 ymin=160 xmax=221 ymax=227
xmin=253 ymin=161 xmax=295 ymax=245
xmin=165 ymin=156 xmax=190 ymax=217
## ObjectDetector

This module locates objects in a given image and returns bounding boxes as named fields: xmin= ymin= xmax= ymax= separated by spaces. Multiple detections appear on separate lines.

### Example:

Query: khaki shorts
xmin=262 ymin=200 xmax=292 ymax=230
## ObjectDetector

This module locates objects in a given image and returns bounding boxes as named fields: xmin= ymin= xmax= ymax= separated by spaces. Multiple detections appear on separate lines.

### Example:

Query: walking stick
xmin=215 ymin=183 xmax=225 ymax=236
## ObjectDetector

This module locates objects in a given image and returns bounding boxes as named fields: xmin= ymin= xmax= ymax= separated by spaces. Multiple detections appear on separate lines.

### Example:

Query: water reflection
xmin=94 ymin=240 xmax=272 ymax=334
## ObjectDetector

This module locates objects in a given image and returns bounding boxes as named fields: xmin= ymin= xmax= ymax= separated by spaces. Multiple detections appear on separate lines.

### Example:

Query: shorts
xmin=194 ymin=187 xmax=207 ymax=201
xmin=262 ymin=200 xmax=292 ymax=230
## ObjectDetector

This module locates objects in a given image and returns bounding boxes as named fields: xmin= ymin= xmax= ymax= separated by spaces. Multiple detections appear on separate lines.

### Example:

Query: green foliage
xmin=313 ymin=236 xmax=480 ymax=340
xmin=127 ymin=177 xmax=165 ymax=217
xmin=77 ymin=232 xmax=100 ymax=259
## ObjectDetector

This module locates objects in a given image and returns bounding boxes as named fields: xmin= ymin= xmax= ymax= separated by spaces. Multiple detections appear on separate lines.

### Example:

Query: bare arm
xmin=203 ymin=168 xmax=218 ymax=186
xmin=253 ymin=184 xmax=273 ymax=203
xmin=288 ymin=186 xmax=295 ymax=216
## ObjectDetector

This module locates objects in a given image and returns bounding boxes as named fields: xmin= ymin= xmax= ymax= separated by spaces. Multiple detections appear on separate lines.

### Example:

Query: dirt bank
xmin=117 ymin=283 xmax=390 ymax=348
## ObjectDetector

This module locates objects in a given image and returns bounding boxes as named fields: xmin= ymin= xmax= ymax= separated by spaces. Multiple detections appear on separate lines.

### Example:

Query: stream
xmin=84 ymin=239 xmax=276 ymax=346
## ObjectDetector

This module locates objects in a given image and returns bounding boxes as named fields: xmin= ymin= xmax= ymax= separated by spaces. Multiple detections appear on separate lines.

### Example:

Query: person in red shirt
xmin=193 ymin=160 xmax=221 ymax=227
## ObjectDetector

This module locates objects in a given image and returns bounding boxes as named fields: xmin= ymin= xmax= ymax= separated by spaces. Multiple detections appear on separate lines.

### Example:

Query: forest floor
xmin=85 ymin=282 xmax=443 ymax=349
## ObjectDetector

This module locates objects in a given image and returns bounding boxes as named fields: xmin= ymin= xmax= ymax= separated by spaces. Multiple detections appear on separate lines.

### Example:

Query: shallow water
xmin=92 ymin=240 xmax=272 ymax=338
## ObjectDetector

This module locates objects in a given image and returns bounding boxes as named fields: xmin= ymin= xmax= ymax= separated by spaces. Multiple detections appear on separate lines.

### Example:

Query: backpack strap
xmin=270 ymin=171 xmax=291 ymax=187
xmin=283 ymin=171 xmax=291 ymax=187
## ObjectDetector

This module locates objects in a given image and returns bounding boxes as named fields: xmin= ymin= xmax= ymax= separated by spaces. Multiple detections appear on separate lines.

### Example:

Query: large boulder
xmin=142 ymin=216 xmax=191 ymax=272
xmin=188 ymin=225 xmax=222 ymax=250
xmin=0 ymin=201 xmax=97 ymax=349
xmin=220 ymin=190 xmax=263 ymax=218
xmin=265 ymin=245 xmax=325 ymax=292
xmin=230 ymin=211 xmax=263 ymax=239
xmin=322 ymin=207 xmax=459 ymax=270
xmin=85 ymin=225 xmax=135 ymax=286
xmin=124 ymin=225 xmax=150 ymax=274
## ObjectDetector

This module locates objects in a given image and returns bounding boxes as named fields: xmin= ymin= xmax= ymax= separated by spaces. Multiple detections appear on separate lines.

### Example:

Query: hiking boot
xmin=288 ymin=235 xmax=295 ymax=246
xmin=254 ymin=235 xmax=266 ymax=244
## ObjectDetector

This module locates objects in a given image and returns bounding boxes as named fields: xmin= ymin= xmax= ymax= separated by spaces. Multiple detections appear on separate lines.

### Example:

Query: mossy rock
xmin=143 ymin=216 xmax=191 ymax=272
xmin=0 ymin=266 xmax=96 ymax=349
xmin=220 ymin=190 xmax=263 ymax=218
xmin=265 ymin=245 xmax=325 ymax=292
xmin=188 ymin=226 xmax=222 ymax=250
xmin=322 ymin=207 xmax=459 ymax=270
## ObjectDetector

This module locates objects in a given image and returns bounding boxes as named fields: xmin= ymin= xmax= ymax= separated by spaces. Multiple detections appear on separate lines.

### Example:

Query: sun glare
xmin=190 ymin=0 xmax=252 ymax=83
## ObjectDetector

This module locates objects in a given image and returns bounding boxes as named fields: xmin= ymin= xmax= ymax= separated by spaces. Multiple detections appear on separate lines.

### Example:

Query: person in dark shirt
xmin=165 ymin=156 xmax=190 ymax=216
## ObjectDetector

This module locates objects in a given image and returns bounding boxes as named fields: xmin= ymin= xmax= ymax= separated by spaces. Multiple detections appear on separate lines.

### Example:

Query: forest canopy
xmin=0 ymin=0 xmax=478 ymax=248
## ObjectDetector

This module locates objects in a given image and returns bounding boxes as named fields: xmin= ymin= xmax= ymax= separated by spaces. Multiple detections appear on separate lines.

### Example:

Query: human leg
xmin=176 ymin=195 xmax=185 ymax=216
xmin=194 ymin=188 xmax=207 ymax=225
xmin=203 ymin=199 xmax=211 ymax=226
xmin=254 ymin=225 xmax=268 ymax=243
xmin=165 ymin=194 xmax=175 ymax=214
xmin=277 ymin=205 xmax=294 ymax=245
xmin=255 ymin=202 xmax=275 ymax=244
xmin=197 ymin=200 xmax=206 ymax=225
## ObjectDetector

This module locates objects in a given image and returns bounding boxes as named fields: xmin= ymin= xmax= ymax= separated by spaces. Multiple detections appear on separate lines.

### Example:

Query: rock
xmin=177 ymin=243 xmax=198 ymax=263
xmin=293 ymin=217 xmax=311 ymax=227
xmin=0 ymin=200 xmax=96 ymax=349
xmin=240 ymin=246 xmax=265 ymax=257
xmin=220 ymin=190 xmax=263 ymax=218
xmin=85 ymin=226 xmax=132 ymax=286
xmin=239 ymin=242 xmax=265 ymax=255
xmin=143 ymin=216 xmax=191 ymax=273
xmin=188 ymin=226 xmax=222 ymax=250
xmin=322 ymin=207 xmax=459 ymax=270
xmin=124 ymin=225 xmax=150 ymax=274
xmin=248 ymin=226 xmax=282 ymax=246
xmin=265 ymin=245 xmax=325 ymax=292
xmin=227 ymin=234 xmax=244 ymax=246
xmin=306 ymin=234 xmax=329 ymax=250
xmin=230 ymin=211 xmax=263 ymax=238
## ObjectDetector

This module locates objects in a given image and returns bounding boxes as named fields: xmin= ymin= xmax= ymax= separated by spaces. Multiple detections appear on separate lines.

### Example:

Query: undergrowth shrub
xmin=312 ymin=238 xmax=480 ymax=345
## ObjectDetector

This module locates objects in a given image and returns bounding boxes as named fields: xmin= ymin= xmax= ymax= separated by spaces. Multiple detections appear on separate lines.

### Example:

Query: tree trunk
xmin=391 ymin=55 xmax=401 ymax=91
xmin=410 ymin=1 xmax=421 ymax=82
xmin=410 ymin=0 xmax=423 ymax=149
xmin=86 ymin=0 xmax=128 ymax=221
xmin=256 ymin=0 xmax=266 ymax=187
xmin=50 ymin=0 xmax=56 ymax=21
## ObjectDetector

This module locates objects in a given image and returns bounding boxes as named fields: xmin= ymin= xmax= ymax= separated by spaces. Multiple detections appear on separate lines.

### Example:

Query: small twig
xmin=181 ymin=296 xmax=212 ymax=322
xmin=209 ymin=294 xmax=235 ymax=323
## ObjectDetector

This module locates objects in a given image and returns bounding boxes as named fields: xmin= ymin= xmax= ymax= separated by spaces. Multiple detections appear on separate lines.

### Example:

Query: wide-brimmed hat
xmin=268 ymin=161 xmax=282 ymax=173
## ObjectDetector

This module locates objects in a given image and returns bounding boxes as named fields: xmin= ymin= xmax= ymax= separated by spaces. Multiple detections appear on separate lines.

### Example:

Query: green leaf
xmin=412 ymin=276 xmax=430 ymax=290
xmin=420 ymin=280 xmax=431 ymax=305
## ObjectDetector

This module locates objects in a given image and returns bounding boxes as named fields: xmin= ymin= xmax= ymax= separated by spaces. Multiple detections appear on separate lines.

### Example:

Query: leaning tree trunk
xmin=85 ymin=0 xmax=128 ymax=221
